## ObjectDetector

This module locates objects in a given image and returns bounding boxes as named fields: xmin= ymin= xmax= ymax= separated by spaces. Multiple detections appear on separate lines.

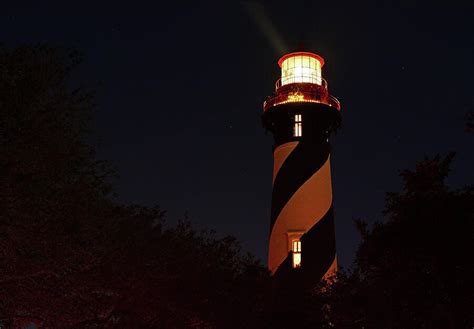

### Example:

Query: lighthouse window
xmin=292 ymin=240 xmax=302 ymax=268
xmin=293 ymin=114 xmax=302 ymax=137
xmin=281 ymin=55 xmax=322 ymax=86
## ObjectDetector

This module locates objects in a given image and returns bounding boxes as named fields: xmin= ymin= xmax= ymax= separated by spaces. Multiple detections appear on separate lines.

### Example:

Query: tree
xmin=0 ymin=44 xmax=269 ymax=328
xmin=321 ymin=154 xmax=474 ymax=329
xmin=0 ymin=43 xmax=118 ymax=327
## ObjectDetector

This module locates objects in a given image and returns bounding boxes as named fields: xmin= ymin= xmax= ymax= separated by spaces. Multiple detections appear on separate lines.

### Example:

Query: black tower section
xmin=263 ymin=102 xmax=340 ymax=147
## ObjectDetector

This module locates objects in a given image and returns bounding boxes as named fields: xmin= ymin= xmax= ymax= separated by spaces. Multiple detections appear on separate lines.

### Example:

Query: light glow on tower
xmin=263 ymin=52 xmax=340 ymax=112
xmin=292 ymin=240 xmax=302 ymax=268
xmin=279 ymin=52 xmax=323 ymax=86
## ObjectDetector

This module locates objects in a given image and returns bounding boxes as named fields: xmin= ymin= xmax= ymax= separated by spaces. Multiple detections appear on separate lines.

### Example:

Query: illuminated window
xmin=293 ymin=114 xmax=302 ymax=137
xmin=292 ymin=240 xmax=302 ymax=268
xmin=281 ymin=55 xmax=322 ymax=86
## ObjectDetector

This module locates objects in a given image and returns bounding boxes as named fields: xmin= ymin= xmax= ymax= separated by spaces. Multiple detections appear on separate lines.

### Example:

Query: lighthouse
xmin=262 ymin=51 xmax=341 ymax=291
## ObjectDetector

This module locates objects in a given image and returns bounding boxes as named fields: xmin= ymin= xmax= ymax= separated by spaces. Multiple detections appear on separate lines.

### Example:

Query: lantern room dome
xmin=278 ymin=52 xmax=324 ymax=87
xmin=277 ymin=52 xmax=325 ymax=67
xmin=263 ymin=50 xmax=340 ymax=112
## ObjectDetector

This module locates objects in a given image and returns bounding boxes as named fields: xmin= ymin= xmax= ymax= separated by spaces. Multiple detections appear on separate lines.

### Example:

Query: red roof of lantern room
xmin=277 ymin=52 xmax=325 ymax=68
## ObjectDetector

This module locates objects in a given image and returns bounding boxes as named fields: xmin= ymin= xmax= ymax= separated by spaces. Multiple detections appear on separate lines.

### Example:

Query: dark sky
xmin=2 ymin=0 xmax=473 ymax=267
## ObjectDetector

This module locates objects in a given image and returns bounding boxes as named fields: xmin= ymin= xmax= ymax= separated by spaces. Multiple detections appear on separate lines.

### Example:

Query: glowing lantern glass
xmin=279 ymin=53 xmax=323 ymax=86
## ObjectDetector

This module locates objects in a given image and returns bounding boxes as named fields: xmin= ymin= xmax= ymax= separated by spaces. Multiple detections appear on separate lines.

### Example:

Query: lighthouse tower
xmin=262 ymin=51 xmax=341 ymax=291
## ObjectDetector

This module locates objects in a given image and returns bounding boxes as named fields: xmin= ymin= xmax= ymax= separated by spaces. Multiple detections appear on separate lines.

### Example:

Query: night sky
xmin=2 ymin=1 xmax=473 ymax=267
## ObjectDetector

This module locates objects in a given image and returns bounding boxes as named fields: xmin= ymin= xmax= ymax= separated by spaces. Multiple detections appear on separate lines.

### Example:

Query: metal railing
xmin=327 ymin=95 xmax=341 ymax=109
xmin=275 ymin=77 xmax=328 ymax=91
xmin=263 ymin=76 xmax=340 ymax=112
xmin=263 ymin=88 xmax=340 ymax=112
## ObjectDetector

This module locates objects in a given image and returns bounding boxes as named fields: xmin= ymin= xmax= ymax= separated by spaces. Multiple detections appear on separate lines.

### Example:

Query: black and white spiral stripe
xmin=268 ymin=139 xmax=337 ymax=284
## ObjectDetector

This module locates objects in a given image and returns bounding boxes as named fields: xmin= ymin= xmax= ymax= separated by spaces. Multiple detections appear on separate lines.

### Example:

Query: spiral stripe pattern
xmin=268 ymin=139 xmax=337 ymax=282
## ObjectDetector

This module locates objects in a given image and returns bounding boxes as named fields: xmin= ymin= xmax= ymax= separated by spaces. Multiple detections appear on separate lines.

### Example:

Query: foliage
xmin=321 ymin=154 xmax=474 ymax=329
xmin=0 ymin=45 xmax=269 ymax=328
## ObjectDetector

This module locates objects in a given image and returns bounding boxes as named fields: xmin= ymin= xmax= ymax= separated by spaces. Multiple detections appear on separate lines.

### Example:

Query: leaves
xmin=0 ymin=45 xmax=270 ymax=328
xmin=321 ymin=154 xmax=474 ymax=329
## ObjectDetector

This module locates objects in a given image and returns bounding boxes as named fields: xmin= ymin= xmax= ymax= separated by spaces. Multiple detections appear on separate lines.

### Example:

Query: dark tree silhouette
xmin=0 ymin=45 xmax=269 ymax=328
xmin=0 ymin=44 xmax=118 ymax=327
xmin=320 ymin=154 xmax=474 ymax=329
